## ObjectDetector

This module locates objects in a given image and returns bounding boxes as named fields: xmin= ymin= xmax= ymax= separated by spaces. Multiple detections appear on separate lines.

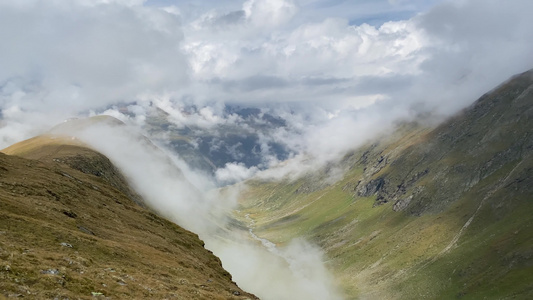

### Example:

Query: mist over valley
xmin=1 ymin=0 xmax=533 ymax=299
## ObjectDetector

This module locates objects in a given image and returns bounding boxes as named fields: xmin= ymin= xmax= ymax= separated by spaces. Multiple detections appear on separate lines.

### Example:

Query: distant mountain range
xmin=133 ymin=104 xmax=293 ymax=179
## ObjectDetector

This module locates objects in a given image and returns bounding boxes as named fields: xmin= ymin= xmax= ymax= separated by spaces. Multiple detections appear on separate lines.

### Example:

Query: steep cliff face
xmin=237 ymin=70 xmax=533 ymax=299
xmin=0 ymin=136 xmax=256 ymax=299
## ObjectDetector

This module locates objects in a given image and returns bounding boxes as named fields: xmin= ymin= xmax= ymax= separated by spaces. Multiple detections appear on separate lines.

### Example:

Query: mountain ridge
xmin=236 ymin=69 xmax=533 ymax=299
xmin=0 ymin=132 xmax=257 ymax=299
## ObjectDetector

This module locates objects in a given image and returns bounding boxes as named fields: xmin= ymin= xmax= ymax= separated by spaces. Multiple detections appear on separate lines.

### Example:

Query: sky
xmin=1 ymin=1 xmax=533 ymax=298
xmin=1 ymin=0 xmax=533 ymax=178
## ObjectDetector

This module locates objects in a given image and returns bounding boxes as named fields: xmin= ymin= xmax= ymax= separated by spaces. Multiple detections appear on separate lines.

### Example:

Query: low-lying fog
xmin=1 ymin=0 xmax=533 ymax=298
xmin=56 ymin=121 xmax=343 ymax=300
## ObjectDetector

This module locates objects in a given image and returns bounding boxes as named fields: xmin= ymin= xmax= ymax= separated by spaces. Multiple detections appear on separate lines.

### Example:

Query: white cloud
xmin=2 ymin=0 xmax=533 ymax=298
xmin=3 ymin=0 xmax=529 ymax=171
xmin=243 ymin=0 xmax=298 ymax=27
xmin=395 ymin=0 xmax=533 ymax=117
xmin=92 ymin=104 xmax=147 ymax=126
xmin=76 ymin=0 xmax=148 ymax=6
xmin=215 ymin=162 xmax=259 ymax=185
xmin=0 ymin=0 xmax=187 ymax=147
xmin=51 ymin=119 xmax=341 ymax=299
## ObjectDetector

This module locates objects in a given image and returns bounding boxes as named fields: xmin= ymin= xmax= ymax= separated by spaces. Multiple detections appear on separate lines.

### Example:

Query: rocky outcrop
xmin=356 ymin=177 xmax=386 ymax=197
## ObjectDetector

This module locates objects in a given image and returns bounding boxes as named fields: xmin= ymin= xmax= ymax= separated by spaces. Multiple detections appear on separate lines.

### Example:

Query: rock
xmin=62 ymin=210 xmax=77 ymax=218
xmin=77 ymin=225 xmax=95 ymax=236
xmin=356 ymin=177 xmax=385 ymax=197
xmin=393 ymin=195 xmax=413 ymax=211
xmin=41 ymin=269 xmax=59 ymax=275
xmin=7 ymin=294 xmax=23 ymax=298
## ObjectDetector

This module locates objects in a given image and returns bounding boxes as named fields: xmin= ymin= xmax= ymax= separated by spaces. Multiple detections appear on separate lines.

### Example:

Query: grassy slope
xmin=237 ymin=71 xmax=533 ymax=299
xmin=0 ymin=135 xmax=256 ymax=299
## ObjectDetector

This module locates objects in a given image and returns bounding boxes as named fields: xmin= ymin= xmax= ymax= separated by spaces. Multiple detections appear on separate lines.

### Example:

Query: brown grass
xmin=0 ymin=137 xmax=256 ymax=299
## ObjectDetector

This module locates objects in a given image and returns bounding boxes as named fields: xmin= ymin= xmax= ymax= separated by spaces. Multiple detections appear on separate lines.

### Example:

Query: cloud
xmin=209 ymin=236 xmax=343 ymax=300
xmin=51 ymin=122 xmax=211 ymax=231
xmin=215 ymin=162 xmax=259 ymax=185
xmin=243 ymin=0 xmax=298 ymax=27
xmin=52 ymin=119 xmax=342 ymax=299
xmin=2 ymin=0 xmax=527 ymax=178
xmin=178 ymin=14 xmax=427 ymax=112
xmin=177 ymin=0 xmax=533 ymax=119
xmin=194 ymin=10 xmax=246 ymax=29
xmin=0 ymin=0 xmax=187 ymax=147
xmin=2 ymin=0 xmax=533 ymax=298
xmin=405 ymin=0 xmax=533 ymax=116
xmin=4 ymin=0 xmax=531 ymax=152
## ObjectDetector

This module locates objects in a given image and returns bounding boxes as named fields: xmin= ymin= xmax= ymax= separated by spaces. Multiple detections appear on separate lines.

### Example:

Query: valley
xmin=234 ymin=70 xmax=533 ymax=299
xmin=2 ymin=1 xmax=533 ymax=299
xmin=1 ymin=70 xmax=532 ymax=299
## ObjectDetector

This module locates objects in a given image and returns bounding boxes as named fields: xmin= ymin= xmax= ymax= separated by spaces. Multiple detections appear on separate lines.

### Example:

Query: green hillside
xmin=0 ymin=135 xmax=256 ymax=299
xmin=236 ymin=70 xmax=533 ymax=299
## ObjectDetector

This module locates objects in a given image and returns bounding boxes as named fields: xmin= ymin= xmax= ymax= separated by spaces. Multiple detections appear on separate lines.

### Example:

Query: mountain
xmin=139 ymin=105 xmax=291 ymax=179
xmin=236 ymin=70 xmax=533 ymax=299
xmin=0 ymin=132 xmax=256 ymax=299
